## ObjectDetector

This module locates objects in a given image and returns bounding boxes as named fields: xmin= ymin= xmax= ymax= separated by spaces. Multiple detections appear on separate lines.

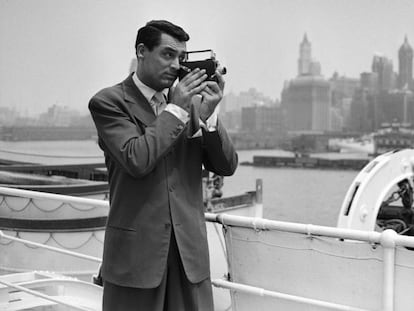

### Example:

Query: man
xmin=89 ymin=20 xmax=238 ymax=311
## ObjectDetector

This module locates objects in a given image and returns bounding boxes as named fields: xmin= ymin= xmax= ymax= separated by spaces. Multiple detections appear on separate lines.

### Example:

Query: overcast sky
xmin=1 ymin=0 xmax=414 ymax=115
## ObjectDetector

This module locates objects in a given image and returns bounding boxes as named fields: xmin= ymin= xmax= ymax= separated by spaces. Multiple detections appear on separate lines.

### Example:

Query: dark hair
xmin=135 ymin=20 xmax=190 ymax=54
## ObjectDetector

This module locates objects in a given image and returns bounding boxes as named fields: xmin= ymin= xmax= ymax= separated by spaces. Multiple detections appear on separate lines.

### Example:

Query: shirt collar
xmin=132 ymin=72 xmax=168 ymax=103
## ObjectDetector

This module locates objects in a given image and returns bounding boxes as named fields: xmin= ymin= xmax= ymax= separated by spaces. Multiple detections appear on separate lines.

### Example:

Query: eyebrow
xmin=161 ymin=45 xmax=186 ymax=55
xmin=162 ymin=46 xmax=178 ymax=53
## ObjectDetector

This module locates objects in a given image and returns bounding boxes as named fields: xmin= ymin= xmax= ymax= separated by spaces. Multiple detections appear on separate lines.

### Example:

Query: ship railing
xmin=0 ymin=185 xmax=109 ymax=209
xmin=0 ymin=187 xmax=107 ymax=310
xmin=0 ymin=185 xmax=262 ymax=310
xmin=206 ymin=214 xmax=414 ymax=311
xmin=5 ymin=186 xmax=408 ymax=310
xmin=0 ymin=185 xmax=108 ymax=262
xmin=2 ymin=215 xmax=408 ymax=311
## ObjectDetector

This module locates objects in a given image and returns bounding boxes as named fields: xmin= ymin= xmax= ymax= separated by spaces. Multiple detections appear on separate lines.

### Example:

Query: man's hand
xmin=170 ymin=69 xmax=207 ymax=112
xmin=199 ymin=70 xmax=225 ymax=122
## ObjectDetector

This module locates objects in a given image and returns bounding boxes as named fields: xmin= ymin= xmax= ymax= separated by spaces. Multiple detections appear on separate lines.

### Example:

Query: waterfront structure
xmin=373 ymin=122 xmax=414 ymax=155
xmin=375 ymin=90 xmax=414 ymax=126
xmin=282 ymin=34 xmax=330 ymax=132
xmin=38 ymin=104 xmax=81 ymax=127
xmin=0 ymin=126 xmax=97 ymax=141
xmin=220 ymin=88 xmax=277 ymax=132
xmin=228 ymin=105 xmax=285 ymax=149
xmin=398 ymin=36 xmax=413 ymax=90
xmin=241 ymin=105 xmax=282 ymax=133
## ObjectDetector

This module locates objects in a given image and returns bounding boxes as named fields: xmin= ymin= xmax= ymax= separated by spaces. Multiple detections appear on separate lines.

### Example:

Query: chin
xmin=162 ymin=78 xmax=176 ymax=88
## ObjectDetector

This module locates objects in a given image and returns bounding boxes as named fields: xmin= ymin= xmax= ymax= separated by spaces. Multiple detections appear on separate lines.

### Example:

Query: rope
xmin=1 ymin=196 xmax=101 ymax=213
xmin=0 ymin=230 xmax=101 ymax=263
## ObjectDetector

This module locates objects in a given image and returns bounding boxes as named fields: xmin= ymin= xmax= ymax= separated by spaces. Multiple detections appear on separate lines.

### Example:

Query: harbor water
xmin=0 ymin=140 xmax=361 ymax=226
xmin=0 ymin=140 xmax=362 ymax=310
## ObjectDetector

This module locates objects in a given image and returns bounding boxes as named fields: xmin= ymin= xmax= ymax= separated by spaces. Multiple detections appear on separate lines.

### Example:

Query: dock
xmin=243 ymin=155 xmax=370 ymax=170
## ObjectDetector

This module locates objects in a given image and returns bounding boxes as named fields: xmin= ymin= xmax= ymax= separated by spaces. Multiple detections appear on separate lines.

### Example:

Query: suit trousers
xmin=102 ymin=230 xmax=214 ymax=311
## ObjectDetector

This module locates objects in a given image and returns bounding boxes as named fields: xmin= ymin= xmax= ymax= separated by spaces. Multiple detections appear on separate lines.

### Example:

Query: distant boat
xmin=332 ymin=136 xmax=374 ymax=154
xmin=0 ymin=170 xmax=109 ymax=199
xmin=0 ymin=146 xmax=109 ymax=199
xmin=0 ymin=271 xmax=102 ymax=311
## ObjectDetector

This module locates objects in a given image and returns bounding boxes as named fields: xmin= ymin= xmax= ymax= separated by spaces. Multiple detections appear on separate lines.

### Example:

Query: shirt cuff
xmin=164 ymin=103 xmax=189 ymax=124
xmin=200 ymin=109 xmax=218 ymax=132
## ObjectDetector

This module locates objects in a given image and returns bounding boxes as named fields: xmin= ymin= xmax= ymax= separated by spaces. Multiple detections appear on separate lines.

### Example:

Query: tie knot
xmin=152 ymin=92 xmax=166 ymax=115
xmin=152 ymin=92 xmax=165 ymax=105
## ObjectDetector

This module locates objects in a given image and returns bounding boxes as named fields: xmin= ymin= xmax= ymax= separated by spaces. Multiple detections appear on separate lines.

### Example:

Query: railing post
xmin=255 ymin=179 xmax=263 ymax=204
xmin=381 ymin=229 xmax=397 ymax=311
xmin=255 ymin=179 xmax=263 ymax=218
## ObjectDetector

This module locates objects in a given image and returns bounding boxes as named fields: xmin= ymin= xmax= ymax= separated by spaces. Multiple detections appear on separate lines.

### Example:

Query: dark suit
xmin=89 ymin=74 xmax=238 ymax=308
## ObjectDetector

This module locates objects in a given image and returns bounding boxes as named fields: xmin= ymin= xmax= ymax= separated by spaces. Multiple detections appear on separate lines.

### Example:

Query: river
xmin=222 ymin=149 xmax=359 ymax=227
xmin=0 ymin=140 xmax=361 ymax=226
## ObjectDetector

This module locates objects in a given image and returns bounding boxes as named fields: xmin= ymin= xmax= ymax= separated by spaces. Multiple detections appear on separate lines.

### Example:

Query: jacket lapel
xmin=122 ymin=74 xmax=156 ymax=126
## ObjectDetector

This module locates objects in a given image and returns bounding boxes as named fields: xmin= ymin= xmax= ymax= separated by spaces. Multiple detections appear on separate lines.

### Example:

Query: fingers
xmin=181 ymin=68 xmax=207 ymax=87
xmin=213 ymin=70 xmax=225 ymax=91
xmin=200 ymin=85 xmax=217 ymax=98
xmin=191 ymin=81 xmax=208 ymax=95
xmin=205 ymin=81 xmax=221 ymax=94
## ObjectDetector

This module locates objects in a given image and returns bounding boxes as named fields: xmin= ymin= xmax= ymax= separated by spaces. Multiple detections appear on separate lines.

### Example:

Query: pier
xmin=243 ymin=155 xmax=370 ymax=170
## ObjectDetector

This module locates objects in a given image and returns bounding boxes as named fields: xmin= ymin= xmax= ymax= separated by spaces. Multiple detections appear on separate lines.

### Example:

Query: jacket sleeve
xmin=89 ymin=92 xmax=185 ymax=178
xmin=201 ymin=118 xmax=238 ymax=176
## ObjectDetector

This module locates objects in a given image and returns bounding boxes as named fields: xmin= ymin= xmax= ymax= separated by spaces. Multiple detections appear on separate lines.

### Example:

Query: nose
xmin=171 ymin=57 xmax=180 ymax=70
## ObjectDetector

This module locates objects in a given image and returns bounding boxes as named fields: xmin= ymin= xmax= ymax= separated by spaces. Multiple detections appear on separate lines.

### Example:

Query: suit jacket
xmin=89 ymin=74 xmax=238 ymax=288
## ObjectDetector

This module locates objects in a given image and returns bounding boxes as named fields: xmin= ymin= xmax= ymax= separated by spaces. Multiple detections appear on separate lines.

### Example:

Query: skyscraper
xmin=372 ymin=54 xmax=394 ymax=91
xmin=398 ymin=36 xmax=413 ymax=90
xmin=297 ymin=33 xmax=321 ymax=76
xmin=282 ymin=34 xmax=330 ymax=132
xmin=298 ymin=34 xmax=312 ymax=76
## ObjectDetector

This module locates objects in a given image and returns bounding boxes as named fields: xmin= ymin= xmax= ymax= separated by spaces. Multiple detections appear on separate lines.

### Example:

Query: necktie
xmin=152 ymin=92 xmax=166 ymax=115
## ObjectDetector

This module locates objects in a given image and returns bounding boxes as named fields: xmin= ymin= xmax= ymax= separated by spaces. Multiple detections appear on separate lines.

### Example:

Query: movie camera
xmin=178 ymin=49 xmax=226 ymax=83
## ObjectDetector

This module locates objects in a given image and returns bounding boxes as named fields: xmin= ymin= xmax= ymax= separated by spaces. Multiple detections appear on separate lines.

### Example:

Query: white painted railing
xmin=207 ymin=214 xmax=414 ymax=311
xmin=2 ymin=186 xmax=411 ymax=310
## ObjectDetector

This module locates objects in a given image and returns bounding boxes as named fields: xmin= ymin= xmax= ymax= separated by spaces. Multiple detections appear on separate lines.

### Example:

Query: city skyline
xmin=1 ymin=0 xmax=414 ymax=115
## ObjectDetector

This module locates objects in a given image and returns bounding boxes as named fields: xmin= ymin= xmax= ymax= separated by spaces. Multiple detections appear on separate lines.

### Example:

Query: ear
xmin=136 ymin=43 xmax=146 ymax=60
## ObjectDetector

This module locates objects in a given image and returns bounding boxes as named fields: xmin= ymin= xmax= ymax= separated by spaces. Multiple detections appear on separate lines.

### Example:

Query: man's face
xmin=138 ymin=33 xmax=187 ymax=91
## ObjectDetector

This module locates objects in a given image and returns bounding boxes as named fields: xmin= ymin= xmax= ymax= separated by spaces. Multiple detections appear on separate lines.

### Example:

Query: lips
xmin=164 ymin=72 xmax=177 ymax=80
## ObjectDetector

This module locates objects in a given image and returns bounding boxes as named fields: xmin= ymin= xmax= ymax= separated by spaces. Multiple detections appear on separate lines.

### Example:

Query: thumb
xmin=167 ymin=86 xmax=175 ymax=102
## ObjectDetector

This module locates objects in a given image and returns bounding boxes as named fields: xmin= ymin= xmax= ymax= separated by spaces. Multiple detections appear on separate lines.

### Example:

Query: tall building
xmin=372 ymin=54 xmax=395 ymax=91
xmin=297 ymin=33 xmax=321 ymax=76
xmin=329 ymin=73 xmax=360 ymax=131
xmin=398 ymin=36 xmax=413 ymax=90
xmin=220 ymin=88 xmax=277 ymax=131
xmin=298 ymin=34 xmax=312 ymax=76
xmin=241 ymin=105 xmax=282 ymax=133
xmin=360 ymin=72 xmax=379 ymax=94
xmin=282 ymin=34 xmax=330 ymax=132
xmin=282 ymin=77 xmax=330 ymax=131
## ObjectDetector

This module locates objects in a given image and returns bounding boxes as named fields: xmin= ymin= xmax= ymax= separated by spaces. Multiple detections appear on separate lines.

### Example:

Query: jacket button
xmin=165 ymin=223 xmax=171 ymax=229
